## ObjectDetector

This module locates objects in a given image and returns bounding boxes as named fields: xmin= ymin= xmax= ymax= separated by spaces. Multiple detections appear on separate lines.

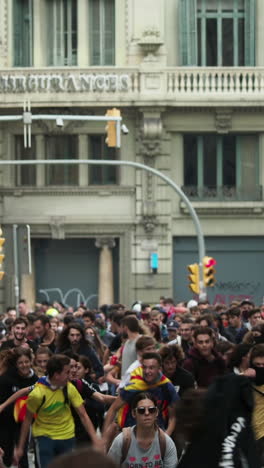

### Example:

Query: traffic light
xmin=105 ymin=108 xmax=120 ymax=147
xmin=188 ymin=263 xmax=200 ymax=294
xmin=0 ymin=229 xmax=5 ymax=280
xmin=203 ymin=256 xmax=216 ymax=287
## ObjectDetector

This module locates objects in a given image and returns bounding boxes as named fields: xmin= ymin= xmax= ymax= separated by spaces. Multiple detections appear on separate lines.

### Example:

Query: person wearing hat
xmin=167 ymin=320 xmax=179 ymax=343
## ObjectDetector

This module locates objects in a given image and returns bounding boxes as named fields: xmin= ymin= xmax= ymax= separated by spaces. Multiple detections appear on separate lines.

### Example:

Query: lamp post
xmin=0 ymin=158 xmax=206 ymax=300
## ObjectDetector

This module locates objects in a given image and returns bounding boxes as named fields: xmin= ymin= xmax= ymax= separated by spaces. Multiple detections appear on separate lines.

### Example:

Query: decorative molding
xmin=180 ymin=201 xmax=264 ymax=216
xmin=29 ymin=223 xmax=132 ymax=238
xmin=138 ymin=26 xmax=163 ymax=62
xmin=141 ymin=112 xmax=163 ymax=140
xmin=50 ymin=216 xmax=66 ymax=239
xmin=95 ymin=237 xmax=116 ymax=249
xmin=215 ymin=109 xmax=233 ymax=133
xmin=138 ymin=110 xmax=163 ymax=158
xmin=141 ymin=214 xmax=157 ymax=236
xmin=0 ymin=187 xmax=135 ymax=197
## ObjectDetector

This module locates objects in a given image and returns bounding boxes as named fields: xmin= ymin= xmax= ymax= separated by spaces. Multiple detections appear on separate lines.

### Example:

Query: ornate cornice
xmin=27 ymin=223 xmax=133 ymax=238
xmin=215 ymin=108 xmax=233 ymax=133
xmin=95 ymin=237 xmax=116 ymax=249
xmin=50 ymin=216 xmax=66 ymax=239
xmin=0 ymin=186 xmax=135 ymax=197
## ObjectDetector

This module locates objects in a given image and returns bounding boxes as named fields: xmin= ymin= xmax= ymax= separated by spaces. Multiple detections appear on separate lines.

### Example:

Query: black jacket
xmin=178 ymin=373 xmax=261 ymax=468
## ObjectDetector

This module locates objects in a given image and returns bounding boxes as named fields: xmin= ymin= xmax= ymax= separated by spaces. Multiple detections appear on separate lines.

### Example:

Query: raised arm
xmin=0 ymin=386 xmax=32 ymax=413
xmin=13 ymin=409 xmax=34 ymax=465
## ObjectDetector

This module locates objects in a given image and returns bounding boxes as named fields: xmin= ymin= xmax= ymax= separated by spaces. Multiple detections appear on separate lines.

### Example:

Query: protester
xmin=0 ymin=347 xmax=38 ymax=468
xmin=56 ymin=323 xmax=104 ymax=380
xmin=14 ymin=354 xmax=103 ymax=468
xmin=250 ymin=343 xmax=264 ymax=464
xmin=103 ymin=352 xmax=178 ymax=448
xmin=175 ymin=375 xmax=261 ymax=468
xmin=159 ymin=345 xmax=195 ymax=396
xmin=183 ymin=326 xmax=226 ymax=387
xmin=108 ymin=392 xmax=177 ymax=467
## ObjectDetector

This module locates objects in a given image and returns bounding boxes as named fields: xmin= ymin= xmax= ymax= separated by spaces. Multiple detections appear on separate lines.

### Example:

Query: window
xmin=15 ymin=136 xmax=36 ymax=186
xmin=90 ymin=0 xmax=115 ymax=65
xmin=183 ymin=134 xmax=259 ymax=200
xmin=46 ymin=0 xmax=77 ymax=66
xmin=89 ymin=136 xmax=118 ymax=184
xmin=46 ymin=135 xmax=78 ymax=185
xmin=180 ymin=0 xmax=255 ymax=66
xmin=13 ymin=0 xmax=33 ymax=66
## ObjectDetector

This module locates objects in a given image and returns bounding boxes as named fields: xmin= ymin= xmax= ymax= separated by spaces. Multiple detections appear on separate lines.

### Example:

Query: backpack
xmin=120 ymin=427 xmax=166 ymax=464
xmin=36 ymin=384 xmax=69 ymax=412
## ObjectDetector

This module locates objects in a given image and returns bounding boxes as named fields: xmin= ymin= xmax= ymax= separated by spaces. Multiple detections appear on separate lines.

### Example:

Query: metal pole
xmin=0 ymin=159 xmax=206 ymax=299
xmin=26 ymin=224 xmax=32 ymax=275
xmin=12 ymin=224 xmax=20 ymax=313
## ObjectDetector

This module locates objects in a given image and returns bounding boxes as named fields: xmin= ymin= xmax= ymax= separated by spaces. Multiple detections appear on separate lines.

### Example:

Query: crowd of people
xmin=0 ymin=296 xmax=263 ymax=468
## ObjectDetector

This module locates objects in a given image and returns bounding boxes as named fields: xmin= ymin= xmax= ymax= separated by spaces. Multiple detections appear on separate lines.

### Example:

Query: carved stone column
xmin=138 ymin=110 xmax=163 ymax=237
xmin=95 ymin=238 xmax=115 ymax=306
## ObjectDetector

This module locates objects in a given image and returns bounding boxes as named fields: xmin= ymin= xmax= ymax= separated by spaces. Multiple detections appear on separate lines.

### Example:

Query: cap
xmin=167 ymin=320 xmax=179 ymax=330
xmin=187 ymin=300 xmax=198 ymax=309
xmin=132 ymin=302 xmax=142 ymax=313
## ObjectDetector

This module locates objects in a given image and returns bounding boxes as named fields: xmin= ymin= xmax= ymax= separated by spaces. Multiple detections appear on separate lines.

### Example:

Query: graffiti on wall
xmin=38 ymin=288 xmax=98 ymax=308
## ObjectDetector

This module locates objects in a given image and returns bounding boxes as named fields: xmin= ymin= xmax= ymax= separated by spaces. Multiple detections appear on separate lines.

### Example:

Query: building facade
xmin=0 ymin=0 xmax=264 ymax=309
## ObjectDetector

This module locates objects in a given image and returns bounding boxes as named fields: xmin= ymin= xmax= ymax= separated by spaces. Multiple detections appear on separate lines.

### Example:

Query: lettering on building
xmin=0 ymin=73 xmax=130 ymax=93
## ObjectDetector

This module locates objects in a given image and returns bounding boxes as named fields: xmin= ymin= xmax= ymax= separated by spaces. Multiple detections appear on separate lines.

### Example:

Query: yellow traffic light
xmin=105 ymin=108 xmax=120 ymax=147
xmin=203 ymin=256 xmax=216 ymax=287
xmin=188 ymin=263 xmax=200 ymax=294
xmin=0 ymin=235 xmax=5 ymax=280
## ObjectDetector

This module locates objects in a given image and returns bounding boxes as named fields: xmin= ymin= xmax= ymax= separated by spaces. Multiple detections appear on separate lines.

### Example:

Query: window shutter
xmin=179 ymin=0 xmax=197 ymax=65
xmin=244 ymin=0 xmax=255 ymax=65
xmin=104 ymin=0 xmax=115 ymax=65
xmin=90 ymin=0 xmax=101 ymax=65
xmin=90 ymin=0 xmax=115 ymax=65
xmin=47 ymin=0 xmax=77 ymax=66
xmin=13 ymin=0 xmax=33 ymax=66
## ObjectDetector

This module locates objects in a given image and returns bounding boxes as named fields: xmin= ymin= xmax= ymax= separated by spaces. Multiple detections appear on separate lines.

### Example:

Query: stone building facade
xmin=0 ymin=0 xmax=264 ymax=309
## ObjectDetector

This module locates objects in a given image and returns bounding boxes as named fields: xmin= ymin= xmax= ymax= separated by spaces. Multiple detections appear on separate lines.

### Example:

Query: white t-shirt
xmin=121 ymin=339 xmax=138 ymax=378
xmin=108 ymin=426 xmax=178 ymax=468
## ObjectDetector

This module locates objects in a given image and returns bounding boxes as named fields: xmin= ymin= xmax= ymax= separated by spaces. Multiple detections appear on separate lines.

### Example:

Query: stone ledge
xmin=0 ymin=186 xmax=135 ymax=197
xmin=180 ymin=201 xmax=264 ymax=216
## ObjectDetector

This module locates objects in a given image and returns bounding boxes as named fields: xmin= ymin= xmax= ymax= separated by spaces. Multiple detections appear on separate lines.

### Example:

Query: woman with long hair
xmin=0 ymin=347 xmax=38 ymax=468
xmin=108 ymin=392 xmax=177 ymax=467
xmin=86 ymin=326 xmax=106 ymax=363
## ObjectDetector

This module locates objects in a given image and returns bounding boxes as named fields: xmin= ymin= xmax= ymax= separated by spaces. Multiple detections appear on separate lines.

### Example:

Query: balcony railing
xmin=182 ymin=185 xmax=263 ymax=202
xmin=167 ymin=68 xmax=264 ymax=95
xmin=1 ymin=67 xmax=264 ymax=106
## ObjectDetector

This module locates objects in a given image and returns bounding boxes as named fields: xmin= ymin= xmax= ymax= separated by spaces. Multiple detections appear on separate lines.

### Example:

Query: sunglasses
xmin=135 ymin=406 xmax=157 ymax=415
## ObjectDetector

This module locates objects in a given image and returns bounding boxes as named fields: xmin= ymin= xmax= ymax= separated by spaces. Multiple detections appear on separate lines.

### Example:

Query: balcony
xmin=0 ymin=67 xmax=264 ymax=107
xmin=182 ymin=185 xmax=263 ymax=202
xmin=179 ymin=185 xmax=264 ymax=216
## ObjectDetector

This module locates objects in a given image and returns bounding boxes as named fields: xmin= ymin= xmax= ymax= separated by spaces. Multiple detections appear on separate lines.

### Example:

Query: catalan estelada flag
xmin=117 ymin=365 xmax=172 ymax=428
